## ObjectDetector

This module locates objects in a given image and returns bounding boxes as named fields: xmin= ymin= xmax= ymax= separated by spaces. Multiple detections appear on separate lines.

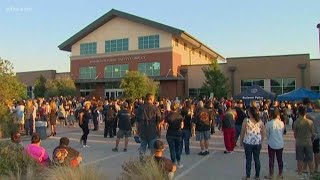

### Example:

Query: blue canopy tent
xmin=277 ymin=88 xmax=320 ymax=101
xmin=234 ymin=84 xmax=276 ymax=101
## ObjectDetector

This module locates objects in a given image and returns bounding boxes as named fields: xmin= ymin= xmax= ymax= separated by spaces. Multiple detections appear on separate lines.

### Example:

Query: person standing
xmin=49 ymin=101 xmax=58 ymax=136
xmin=166 ymin=102 xmax=184 ymax=168
xmin=235 ymin=101 xmax=247 ymax=146
xmin=79 ymin=101 xmax=92 ymax=148
xmin=136 ymin=93 xmax=161 ymax=155
xmin=240 ymin=107 xmax=266 ymax=180
xmin=91 ymin=100 xmax=99 ymax=131
xmin=25 ymin=100 xmax=34 ymax=136
xmin=180 ymin=100 xmax=192 ymax=155
xmin=308 ymin=102 xmax=320 ymax=172
xmin=15 ymin=101 xmax=25 ymax=132
xmin=219 ymin=101 xmax=236 ymax=154
xmin=112 ymin=102 xmax=132 ymax=152
xmin=293 ymin=106 xmax=315 ymax=176
xmin=192 ymin=101 xmax=211 ymax=156
xmin=265 ymin=108 xmax=285 ymax=179
xmin=104 ymin=104 xmax=117 ymax=138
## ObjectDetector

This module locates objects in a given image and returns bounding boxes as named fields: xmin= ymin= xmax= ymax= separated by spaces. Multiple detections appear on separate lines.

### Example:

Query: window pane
xmin=271 ymin=79 xmax=282 ymax=86
xmin=271 ymin=87 xmax=282 ymax=95
xmin=283 ymin=87 xmax=295 ymax=93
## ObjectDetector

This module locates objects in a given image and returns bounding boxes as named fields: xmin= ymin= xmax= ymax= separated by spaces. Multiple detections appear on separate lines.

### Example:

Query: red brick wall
xmin=71 ymin=52 xmax=173 ymax=79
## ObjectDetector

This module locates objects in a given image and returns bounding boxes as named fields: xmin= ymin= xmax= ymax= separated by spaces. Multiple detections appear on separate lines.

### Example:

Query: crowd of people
xmin=6 ymin=94 xmax=320 ymax=179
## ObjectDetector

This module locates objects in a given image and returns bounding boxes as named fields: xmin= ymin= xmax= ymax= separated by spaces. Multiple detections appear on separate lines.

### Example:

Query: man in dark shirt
xmin=192 ymin=101 xmax=212 ymax=156
xmin=235 ymin=101 xmax=247 ymax=146
xmin=52 ymin=137 xmax=82 ymax=168
xmin=153 ymin=140 xmax=176 ymax=179
xmin=112 ymin=102 xmax=132 ymax=152
xmin=136 ymin=93 xmax=161 ymax=155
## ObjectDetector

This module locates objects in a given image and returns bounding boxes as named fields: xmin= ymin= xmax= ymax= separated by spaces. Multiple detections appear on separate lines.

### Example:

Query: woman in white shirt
xmin=240 ymin=106 xmax=266 ymax=180
xmin=265 ymin=108 xmax=285 ymax=179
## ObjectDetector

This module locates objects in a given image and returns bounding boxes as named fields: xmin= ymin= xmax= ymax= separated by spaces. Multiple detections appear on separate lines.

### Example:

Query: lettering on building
xmin=89 ymin=56 xmax=146 ymax=64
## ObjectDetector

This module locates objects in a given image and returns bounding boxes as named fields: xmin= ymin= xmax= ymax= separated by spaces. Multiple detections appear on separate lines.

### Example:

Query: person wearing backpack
xmin=52 ymin=137 xmax=82 ymax=168
xmin=136 ymin=93 xmax=161 ymax=155
xmin=192 ymin=101 xmax=212 ymax=156
xmin=104 ymin=103 xmax=117 ymax=138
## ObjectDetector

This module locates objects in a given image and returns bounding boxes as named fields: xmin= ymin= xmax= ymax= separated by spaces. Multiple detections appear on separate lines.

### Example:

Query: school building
xmin=58 ymin=9 xmax=225 ymax=99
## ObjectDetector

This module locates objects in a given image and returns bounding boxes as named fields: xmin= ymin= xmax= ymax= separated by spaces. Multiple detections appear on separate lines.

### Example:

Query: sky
xmin=0 ymin=0 xmax=319 ymax=73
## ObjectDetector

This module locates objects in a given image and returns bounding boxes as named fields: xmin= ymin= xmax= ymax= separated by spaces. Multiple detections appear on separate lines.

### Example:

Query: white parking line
xmin=175 ymin=151 xmax=216 ymax=180
xmin=82 ymin=149 xmax=137 ymax=166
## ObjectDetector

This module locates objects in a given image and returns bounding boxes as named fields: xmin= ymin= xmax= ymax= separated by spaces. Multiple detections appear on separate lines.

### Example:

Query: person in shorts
xmin=192 ymin=101 xmax=212 ymax=156
xmin=293 ymin=105 xmax=315 ymax=175
xmin=112 ymin=102 xmax=132 ymax=152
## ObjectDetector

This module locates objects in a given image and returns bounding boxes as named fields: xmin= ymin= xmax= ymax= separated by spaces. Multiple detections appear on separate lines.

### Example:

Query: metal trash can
xmin=35 ymin=121 xmax=47 ymax=140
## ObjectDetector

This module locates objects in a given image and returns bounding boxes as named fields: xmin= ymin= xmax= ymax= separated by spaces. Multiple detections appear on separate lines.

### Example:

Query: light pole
xmin=317 ymin=23 xmax=320 ymax=56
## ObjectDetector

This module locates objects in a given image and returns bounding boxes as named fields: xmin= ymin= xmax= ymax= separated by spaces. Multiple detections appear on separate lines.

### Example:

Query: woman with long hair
xmin=49 ymin=101 xmax=58 ymax=136
xmin=166 ymin=101 xmax=184 ymax=168
xmin=240 ymin=106 xmax=266 ymax=180
xmin=25 ymin=100 xmax=34 ymax=136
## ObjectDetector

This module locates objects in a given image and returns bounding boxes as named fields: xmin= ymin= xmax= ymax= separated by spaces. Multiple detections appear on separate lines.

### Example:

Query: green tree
xmin=120 ymin=71 xmax=158 ymax=100
xmin=33 ymin=75 xmax=47 ymax=98
xmin=45 ymin=79 xmax=59 ymax=98
xmin=0 ymin=58 xmax=26 ymax=138
xmin=45 ymin=77 xmax=76 ymax=97
xmin=56 ymin=77 xmax=76 ymax=97
xmin=0 ymin=58 xmax=26 ymax=104
xmin=202 ymin=59 xmax=229 ymax=98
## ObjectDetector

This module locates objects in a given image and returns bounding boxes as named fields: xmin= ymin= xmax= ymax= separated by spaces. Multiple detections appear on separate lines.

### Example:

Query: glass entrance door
xmin=105 ymin=89 xmax=124 ymax=99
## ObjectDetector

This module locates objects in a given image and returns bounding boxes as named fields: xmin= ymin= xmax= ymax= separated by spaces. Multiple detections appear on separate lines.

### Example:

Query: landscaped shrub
xmin=0 ymin=104 xmax=19 ymax=139
xmin=41 ymin=165 xmax=107 ymax=180
xmin=120 ymin=155 xmax=168 ymax=180
xmin=0 ymin=141 xmax=40 ymax=179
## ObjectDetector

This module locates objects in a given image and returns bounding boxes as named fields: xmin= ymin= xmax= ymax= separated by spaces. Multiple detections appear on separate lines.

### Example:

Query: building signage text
xmin=90 ymin=56 xmax=146 ymax=64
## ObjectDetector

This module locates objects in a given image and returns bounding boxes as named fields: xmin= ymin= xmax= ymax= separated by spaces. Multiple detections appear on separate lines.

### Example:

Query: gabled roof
xmin=58 ymin=9 xmax=224 ymax=59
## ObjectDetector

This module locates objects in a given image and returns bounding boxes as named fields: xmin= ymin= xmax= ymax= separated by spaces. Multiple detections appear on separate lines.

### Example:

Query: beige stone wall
xmin=183 ymin=63 xmax=227 ymax=89
xmin=16 ymin=70 xmax=56 ymax=86
xmin=310 ymin=59 xmax=320 ymax=86
xmin=172 ymin=36 xmax=216 ymax=66
xmin=71 ymin=17 xmax=172 ymax=56
xmin=226 ymin=54 xmax=310 ymax=95
xmin=184 ymin=54 xmax=311 ymax=96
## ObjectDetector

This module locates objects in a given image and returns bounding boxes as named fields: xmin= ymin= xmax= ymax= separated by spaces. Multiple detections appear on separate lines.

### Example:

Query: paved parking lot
xmin=21 ymin=124 xmax=302 ymax=180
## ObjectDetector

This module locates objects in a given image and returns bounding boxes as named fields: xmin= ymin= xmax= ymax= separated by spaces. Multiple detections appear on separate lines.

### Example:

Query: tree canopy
xmin=33 ymin=75 xmax=47 ymax=98
xmin=120 ymin=71 xmax=158 ymax=100
xmin=0 ymin=58 xmax=26 ymax=104
xmin=45 ymin=77 xmax=76 ymax=98
xmin=202 ymin=59 xmax=229 ymax=98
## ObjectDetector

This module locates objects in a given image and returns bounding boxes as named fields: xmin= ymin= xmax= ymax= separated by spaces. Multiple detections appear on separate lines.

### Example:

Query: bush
xmin=41 ymin=165 xmax=107 ymax=180
xmin=0 ymin=141 xmax=40 ymax=179
xmin=0 ymin=107 xmax=19 ymax=138
xmin=120 ymin=156 xmax=168 ymax=180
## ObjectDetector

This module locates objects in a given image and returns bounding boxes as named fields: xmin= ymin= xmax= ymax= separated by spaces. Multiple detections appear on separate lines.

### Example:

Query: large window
xmin=104 ymin=64 xmax=129 ymax=78
xmin=138 ymin=62 xmax=160 ymax=76
xmin=189 ymin=88 xmax=207 ymax=98
xmin=79 ymin=66 xmax=96 ymax=79
xmin=105 ymin=38 xmax=128 ymax=53
xmin=271 ymin=78 xmax=295 ymax=95
xmin=311 ymin=86 xmax=320 ymax=93
xmin=240 ymin=79 xmax=264 ymax=92
xmin=138 ymin=35 xmax=160 ymax=50
xmin=105 ymin=82 xmax=121 ymax=89
xmin=80 ymin=42 xmax=97 ymax=55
